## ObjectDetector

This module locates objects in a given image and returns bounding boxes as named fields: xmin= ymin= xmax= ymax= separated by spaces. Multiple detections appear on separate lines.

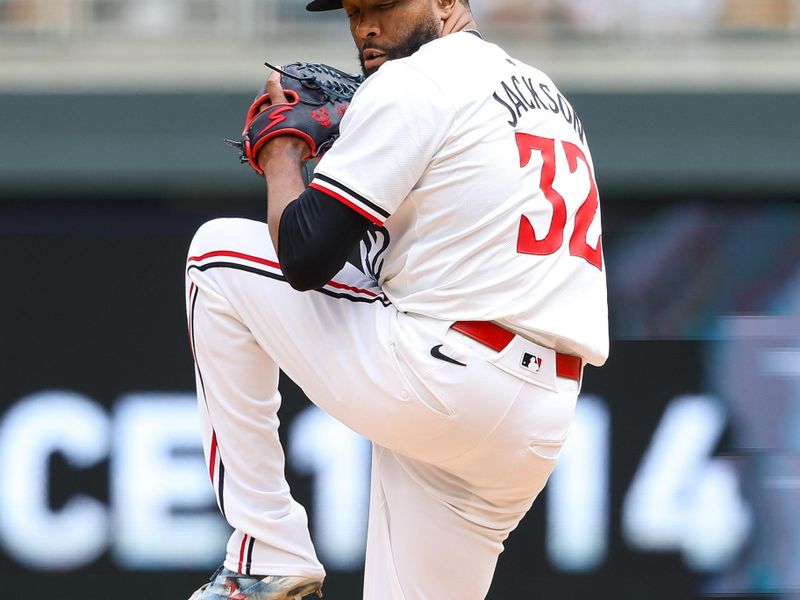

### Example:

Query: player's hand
xmin=256 ymin=72 xmax=311 ymax=173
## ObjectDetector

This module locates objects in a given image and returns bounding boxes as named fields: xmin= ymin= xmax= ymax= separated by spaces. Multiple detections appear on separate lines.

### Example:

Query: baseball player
xmin=185 ymin=0 xmax=608 ymax=598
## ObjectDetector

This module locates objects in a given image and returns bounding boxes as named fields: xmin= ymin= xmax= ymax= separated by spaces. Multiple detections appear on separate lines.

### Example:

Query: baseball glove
xmin=227 ymin=61 xmax=364 ymax=175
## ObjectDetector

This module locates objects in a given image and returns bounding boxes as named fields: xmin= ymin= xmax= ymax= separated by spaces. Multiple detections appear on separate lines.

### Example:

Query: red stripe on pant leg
xmin=209 ymin=432 xmax=218 ymax=482
xmin=188 ymin=250 xmax=282 ymax=271
xmin=325 ymin=279 xmax=381 ymax=298
xmin=189 ymin=249 xmax=387 ymax=300
xmin=238 ymin=534 xmax=248 ymax=573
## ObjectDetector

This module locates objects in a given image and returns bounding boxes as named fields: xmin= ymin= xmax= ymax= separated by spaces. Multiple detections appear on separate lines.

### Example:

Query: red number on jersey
xmin=515 ymin=133 xmax=603 ymax=270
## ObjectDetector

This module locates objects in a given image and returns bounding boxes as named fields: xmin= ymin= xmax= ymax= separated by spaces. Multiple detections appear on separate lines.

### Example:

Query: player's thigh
xmin=186 ymin=218 xmax=455 ymax=458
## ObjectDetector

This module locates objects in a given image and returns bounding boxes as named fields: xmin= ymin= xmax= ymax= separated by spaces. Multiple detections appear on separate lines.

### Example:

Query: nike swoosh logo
xmin=256 ymin=105 xmax=294 ymax=137
xmin=430 ymin=345 xmax=466 ymax=367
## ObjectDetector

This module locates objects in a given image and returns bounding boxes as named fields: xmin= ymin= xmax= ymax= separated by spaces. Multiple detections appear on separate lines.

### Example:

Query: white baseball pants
xmin=185 ymin=218 xmax=579 ymax=599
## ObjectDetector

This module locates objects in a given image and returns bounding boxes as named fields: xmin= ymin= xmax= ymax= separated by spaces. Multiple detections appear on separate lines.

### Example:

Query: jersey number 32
xmin=515 ymin=133 xmax=603 ymax=271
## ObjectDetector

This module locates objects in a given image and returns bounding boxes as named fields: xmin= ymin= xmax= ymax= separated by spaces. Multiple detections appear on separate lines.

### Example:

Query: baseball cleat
xmin=188 ymin=567 xmax=323 ymax=600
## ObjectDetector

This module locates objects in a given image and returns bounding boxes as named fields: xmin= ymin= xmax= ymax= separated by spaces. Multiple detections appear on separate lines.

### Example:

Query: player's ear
xmin=434 ymin=0 xmax=459 ymax=20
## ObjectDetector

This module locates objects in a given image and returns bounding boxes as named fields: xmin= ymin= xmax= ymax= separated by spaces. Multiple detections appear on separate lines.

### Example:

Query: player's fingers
xmin=266 ymin=72 xmax=289 ymax=105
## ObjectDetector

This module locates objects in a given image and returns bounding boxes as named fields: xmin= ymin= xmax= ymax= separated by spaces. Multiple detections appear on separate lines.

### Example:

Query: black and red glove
xmin=227 ymin=62 xmax=364 ymax=175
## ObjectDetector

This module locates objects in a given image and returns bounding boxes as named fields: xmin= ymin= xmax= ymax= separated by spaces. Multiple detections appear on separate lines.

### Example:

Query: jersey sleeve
xmin=309 ymin=62 xmax=454 ymax=226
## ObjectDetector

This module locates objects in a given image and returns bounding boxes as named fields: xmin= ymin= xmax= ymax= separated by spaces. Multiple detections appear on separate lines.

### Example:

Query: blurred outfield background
xmin=1 ymin=1 xmax=799 ymax=599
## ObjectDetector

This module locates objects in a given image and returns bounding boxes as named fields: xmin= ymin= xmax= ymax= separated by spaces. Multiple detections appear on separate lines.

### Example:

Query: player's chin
xmin=360 ymin=55 xmax=389 ymax=77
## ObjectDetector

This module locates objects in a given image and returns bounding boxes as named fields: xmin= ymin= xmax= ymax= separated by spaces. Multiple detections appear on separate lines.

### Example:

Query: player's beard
xmin=358 ymin=16 xmax=440 ymax=77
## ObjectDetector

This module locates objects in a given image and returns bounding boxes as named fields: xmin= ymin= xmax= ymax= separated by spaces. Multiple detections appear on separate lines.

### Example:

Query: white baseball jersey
xmin=311 ymin=31 xmax=608 ymax=366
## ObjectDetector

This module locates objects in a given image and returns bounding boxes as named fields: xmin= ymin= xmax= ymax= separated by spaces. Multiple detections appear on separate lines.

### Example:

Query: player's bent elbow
xmin=280 ymin=259 xmax=331 ymax=292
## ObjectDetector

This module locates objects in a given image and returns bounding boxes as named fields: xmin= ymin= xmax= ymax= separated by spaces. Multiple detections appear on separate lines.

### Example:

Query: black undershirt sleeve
xmin=277 ymin=186 xmax=373 ymax=291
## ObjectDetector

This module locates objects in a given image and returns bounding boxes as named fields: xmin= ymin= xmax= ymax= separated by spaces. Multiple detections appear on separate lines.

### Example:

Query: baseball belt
xmin=450 ymin=321 xmax=583 ymax=382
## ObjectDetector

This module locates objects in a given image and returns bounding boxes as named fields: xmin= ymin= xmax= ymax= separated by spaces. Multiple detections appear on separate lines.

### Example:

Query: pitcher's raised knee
xmin=187 ymin=218 xmax=277 ymax=267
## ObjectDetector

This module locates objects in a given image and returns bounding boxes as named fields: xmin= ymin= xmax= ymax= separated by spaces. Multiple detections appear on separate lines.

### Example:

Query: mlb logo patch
xmin=489 ymin=336 xmax=557 ymax=391
xmin=521 ymin=352 xmax=543 ymax=373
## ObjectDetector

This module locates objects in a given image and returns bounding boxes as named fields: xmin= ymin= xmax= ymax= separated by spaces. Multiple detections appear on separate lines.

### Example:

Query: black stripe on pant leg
xmin=190 ymin=262 xmax=286 ymax=282
xmin=191 ymin=284 xmax=225 ymax=516
xmin=189 ymin=262 xmax=391 ymax=306
xmin=217 ymin=460 xmax=226 ymax=517
xmin=190 ymin=286 xmax=210 ymax=410
xmin=245 ymin=536 xmax=256 ymax=575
